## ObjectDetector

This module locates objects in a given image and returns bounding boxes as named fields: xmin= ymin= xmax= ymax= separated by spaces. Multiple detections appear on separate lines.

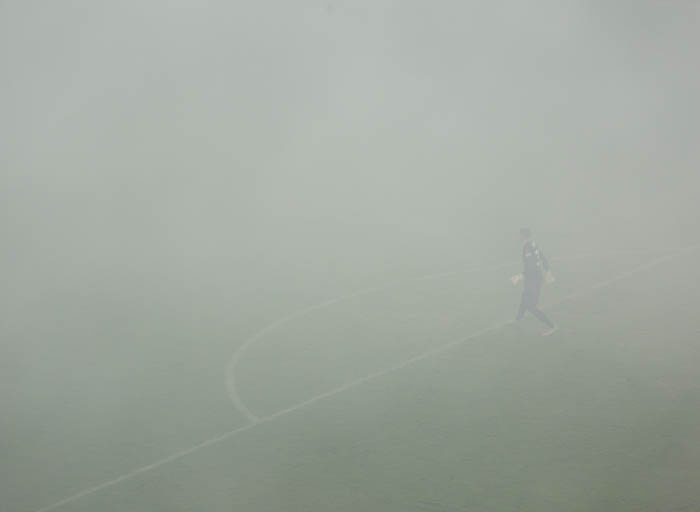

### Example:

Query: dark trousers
xmin=517 ymin=278 xmax=554 ymax=327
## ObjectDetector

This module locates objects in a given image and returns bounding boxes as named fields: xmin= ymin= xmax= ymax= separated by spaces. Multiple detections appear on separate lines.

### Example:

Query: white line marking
xmin=224 ymin=247 xmax=681 ymax=420
xmin=31 ymin=424 xmax=257 ymax=512
xmin=225 ymin=260 xmax=517 ymax=422
xmin=30 ymin=245 xmax=697 ymax=512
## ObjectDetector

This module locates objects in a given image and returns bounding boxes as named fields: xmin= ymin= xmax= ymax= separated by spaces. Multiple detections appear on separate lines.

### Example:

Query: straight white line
xmin=31 ymin=424 xmax=257 ymax=512
xmin=261 ymin=322 xmax=500 ymax=424
xmin=30 ymin=245 xmax=698 ymax=512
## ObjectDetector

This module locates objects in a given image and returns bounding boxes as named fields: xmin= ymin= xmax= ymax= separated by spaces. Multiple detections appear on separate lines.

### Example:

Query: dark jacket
xmin=522 ymin=240 xmax=549 ymax=281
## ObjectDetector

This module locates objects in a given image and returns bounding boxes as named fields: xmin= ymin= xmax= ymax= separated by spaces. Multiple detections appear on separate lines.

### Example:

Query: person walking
xmin=511 ymin=228 xmax=558 ymax=336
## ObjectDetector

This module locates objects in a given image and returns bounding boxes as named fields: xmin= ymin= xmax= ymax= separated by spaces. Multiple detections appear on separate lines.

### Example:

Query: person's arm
xmin=540 ymin=249 xmax=555 ymax=283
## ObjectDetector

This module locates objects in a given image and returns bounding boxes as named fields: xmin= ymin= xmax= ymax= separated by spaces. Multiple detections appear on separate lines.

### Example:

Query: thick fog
xmin=2 ymin=1 xmax=699 ymax=511
xmin=4 ymin=1 xmax=699 ymax=293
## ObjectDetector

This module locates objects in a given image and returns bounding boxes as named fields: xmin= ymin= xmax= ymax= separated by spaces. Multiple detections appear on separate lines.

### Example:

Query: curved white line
xmin=224 ymin=247 xmax=678 ymax=422
xmin=225 ymin=260 xmax=517 ymax=422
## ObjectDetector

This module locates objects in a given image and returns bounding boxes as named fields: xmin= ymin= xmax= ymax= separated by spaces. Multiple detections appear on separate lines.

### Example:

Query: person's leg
xmin=528 ymin=278 xmax=557 ymax=333
xmin=530 ymin=307 xmax=555 ymax=328
xmin=517 ymin=279 xmax=539 ymax=320
xmin=515 ymin=288 xmax=528 ymax=321
xmin=521 ymin=279 xmax=553 ymax=325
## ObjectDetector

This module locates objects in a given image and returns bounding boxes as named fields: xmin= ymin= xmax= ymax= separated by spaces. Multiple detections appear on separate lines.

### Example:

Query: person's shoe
xmin=542 ymin=326 xmax=559 ymax=336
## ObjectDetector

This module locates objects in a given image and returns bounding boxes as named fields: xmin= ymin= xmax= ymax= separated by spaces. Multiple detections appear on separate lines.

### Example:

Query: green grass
xmin=4 ymin=249 xmax=700 ymax=512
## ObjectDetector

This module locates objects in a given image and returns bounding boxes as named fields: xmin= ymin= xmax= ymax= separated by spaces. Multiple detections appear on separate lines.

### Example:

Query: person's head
xmin=519 ymin=227 xmax=531 ymax=242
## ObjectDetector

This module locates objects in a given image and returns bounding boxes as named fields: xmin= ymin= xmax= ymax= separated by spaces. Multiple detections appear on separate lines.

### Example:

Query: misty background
xmin=3 ymin=1 xmax=699 ymax=296
xmin=2 ymin=1 xmax=699 ymax=511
